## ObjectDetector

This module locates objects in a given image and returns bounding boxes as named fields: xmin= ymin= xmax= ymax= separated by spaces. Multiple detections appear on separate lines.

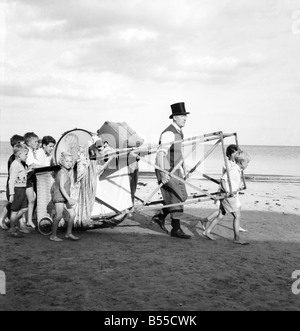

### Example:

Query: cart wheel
xmin=38 ymin=216 xmax=53 ymax=236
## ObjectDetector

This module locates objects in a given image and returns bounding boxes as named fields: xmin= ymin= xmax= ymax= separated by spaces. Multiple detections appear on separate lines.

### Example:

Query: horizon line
xmin=0 ymin=140 xmax=299 ymax=148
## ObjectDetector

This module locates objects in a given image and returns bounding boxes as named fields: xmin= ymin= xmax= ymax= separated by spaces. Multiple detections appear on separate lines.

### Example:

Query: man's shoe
xmin=152 ymin=213 xmax=168 ymax=233
xmin=171 ymin=228 xmax=191 ymax=239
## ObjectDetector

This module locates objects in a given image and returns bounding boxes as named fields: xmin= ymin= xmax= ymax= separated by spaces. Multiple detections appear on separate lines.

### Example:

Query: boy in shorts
xmin=203 ymin=150 xmax=250 ymax=245
xmin=0 ymin=135 xmax=25 ymax=230
xmin=24 ymin=132 xmax=40 ymax=228
xmin=8 ymin=144 xmax=30 ymax=238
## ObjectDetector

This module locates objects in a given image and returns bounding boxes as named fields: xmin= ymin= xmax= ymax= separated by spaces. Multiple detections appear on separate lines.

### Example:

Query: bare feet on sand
xmin=19 ymin=227 xmax=31 ymax=234
xmin=0 ymin=219 xmax=9 ymax=230
xmin=199 ymin=218 xmax=208 ymax=231
xmin=233 ymin=240 xmax=249 ymax=245
xmin=26 ymin=222 xmax=36 ymax=229
xmin=65 ymin=234 xmax=80 ymax=241
xmin=202 ymin=231 xmax=217 ymax=241
xmin=49 ymin=235 xmax=63 ymax=242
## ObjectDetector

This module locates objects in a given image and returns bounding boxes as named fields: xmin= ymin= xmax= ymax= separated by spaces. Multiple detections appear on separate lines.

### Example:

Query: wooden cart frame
xmin=36 ymin=130 xmax=246 ymax=234
xmin=94 ymin=131 xmax=246 ymax=216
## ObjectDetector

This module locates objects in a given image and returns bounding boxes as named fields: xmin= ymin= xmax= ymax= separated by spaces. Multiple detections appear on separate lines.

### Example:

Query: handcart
xmin=36 ymin=125 xmax=246 ymax=236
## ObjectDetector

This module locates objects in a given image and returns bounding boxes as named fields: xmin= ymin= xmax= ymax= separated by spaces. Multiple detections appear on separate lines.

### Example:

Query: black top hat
xmin=169 ymin=102 xmax=190 ymax=119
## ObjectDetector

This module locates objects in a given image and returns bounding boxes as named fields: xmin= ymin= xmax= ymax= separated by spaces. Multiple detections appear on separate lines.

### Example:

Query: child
xmin=8 ymin=143 xmax=30 ymax=238
xmin=200 ymin=144 xmax=247 ymax=233
xmin=0 ymin=135 xmax=25 ymax=230
xmin=36 ymin=136 xmax=56 ymax=166
xmin=24 ymin=132 xmax=40 ymax=228
xmin=202 ymin=150 xmax=250 ymax=245
xmin=50 ymin=152 xmax=79 ymax=242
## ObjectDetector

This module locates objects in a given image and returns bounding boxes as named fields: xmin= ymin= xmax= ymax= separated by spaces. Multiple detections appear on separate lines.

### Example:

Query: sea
xmin=1 ymin=142 xmax=300 ymax=182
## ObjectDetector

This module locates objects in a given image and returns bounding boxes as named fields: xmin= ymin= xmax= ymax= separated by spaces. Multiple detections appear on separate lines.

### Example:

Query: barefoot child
xmin=8 ymin=143 xmax=30 ymax=238
xmin=0 ymin=135 xmax=25 ymax=230
xmin=203 ymin=150 xmax=250 ymax=245
xmin=50 ymin=152 xmax=79 ymax=242
xmin=200 ymin=144 xmax=247 ymax=233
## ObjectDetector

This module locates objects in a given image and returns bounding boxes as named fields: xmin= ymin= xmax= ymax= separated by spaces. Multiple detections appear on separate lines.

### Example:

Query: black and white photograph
xmin=0 ymin=0 xmax=300 ymax=312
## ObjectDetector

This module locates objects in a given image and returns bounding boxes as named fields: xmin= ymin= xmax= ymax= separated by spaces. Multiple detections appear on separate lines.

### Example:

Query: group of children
xmin=0 ymin=132 xmax=250 ymax=245
xmin=0 ymin=133 xmax=79 ymax=242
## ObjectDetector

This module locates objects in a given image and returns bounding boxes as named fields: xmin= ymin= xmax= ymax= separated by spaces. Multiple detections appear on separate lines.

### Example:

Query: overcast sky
xmin=1 ymin=0 xmax=300 ymax=146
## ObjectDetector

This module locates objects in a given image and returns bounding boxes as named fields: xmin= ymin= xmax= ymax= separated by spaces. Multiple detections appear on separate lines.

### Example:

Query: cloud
xmin=65 ymin=33 xmax=268 ymax=84
xmin=7 ymin=0 xmax=299 ymax=41
xmin=1 ymin=0 xmax=274 ymax=102
xmin=2 ymin=0 xmax=300 ymax=146
xmin=0 ymin=61 xmax=134 ymax=100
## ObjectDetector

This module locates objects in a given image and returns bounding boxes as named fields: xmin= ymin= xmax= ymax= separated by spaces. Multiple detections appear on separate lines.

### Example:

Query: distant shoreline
xmin=2 ymin=142 xmax=300 ymax=147
xmin=1 ymin=171 xmax=300 ymax=185
xmin=138 ymin=171 xmax=300 ymax=183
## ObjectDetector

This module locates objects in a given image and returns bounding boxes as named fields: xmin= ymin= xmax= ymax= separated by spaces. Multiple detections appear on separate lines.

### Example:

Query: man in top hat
xmin=153 ymin=102 xmax=191 ymax=239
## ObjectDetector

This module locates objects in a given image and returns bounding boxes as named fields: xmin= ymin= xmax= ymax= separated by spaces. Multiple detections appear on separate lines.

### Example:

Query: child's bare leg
xmin=232 ymin=211 xmax=249 ymax=245
xmin=19 ymin=210 xmax=30 ymax=233
xmin=18 ymin=209 xmax=30 ymax=233
xmin=203 ymin=211 xmax=223 ymax=240
xmin=9 ymin=209 xmax=25 ymax=230
xmin=50 ymin=203 xmax=63 ymax=242
xmin=199 ymin=210 xmax=219 ymax=230
xmin=0 ymin=203 xmax=8 ymax=221
xmin=26 ymin=188 xmax=36 ymax=228
xmin=239 ymin=226 xmax=248 ymax=233
xmin=9 ymin=211 xmax=18 ymax=233
xmin=0 ymin=204 xmax=8 ymax=229
xmin=9 ymin=210 xmax=26 ymax=238
xmin=65 ymin=208 xmax=79 ymax=240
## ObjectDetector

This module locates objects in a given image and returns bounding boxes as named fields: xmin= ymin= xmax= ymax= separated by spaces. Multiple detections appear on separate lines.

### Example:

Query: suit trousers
xmin=156 ymin=168 xmax=188 ymax=221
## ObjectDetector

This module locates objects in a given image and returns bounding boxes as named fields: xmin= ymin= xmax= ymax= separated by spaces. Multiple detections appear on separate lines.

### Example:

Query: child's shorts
xmin=26 ymin=172 xmax=37 ymax=192
xmin=11 ymin=187 xmax=28 ymax=212
xmin=220 ymin=195 xmax=241 ymax=215
xmin=51 ymin=186 xmax=72 ymax=209
xmin=26 ymin=178 xmax=34 ymax=188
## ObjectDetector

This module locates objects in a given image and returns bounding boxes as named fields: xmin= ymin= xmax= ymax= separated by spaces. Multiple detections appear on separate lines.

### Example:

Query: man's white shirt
xmin=158 ymin=122 xmax=183 ymax=155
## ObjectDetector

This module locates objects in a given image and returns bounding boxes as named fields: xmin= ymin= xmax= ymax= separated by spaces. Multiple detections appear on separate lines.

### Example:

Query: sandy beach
xmin=1 ymin=174 xmax=300 ymax=311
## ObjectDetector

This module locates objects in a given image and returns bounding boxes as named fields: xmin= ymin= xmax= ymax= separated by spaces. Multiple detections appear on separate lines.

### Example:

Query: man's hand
xmin=161 ymin=172 xmax=170 ymax=184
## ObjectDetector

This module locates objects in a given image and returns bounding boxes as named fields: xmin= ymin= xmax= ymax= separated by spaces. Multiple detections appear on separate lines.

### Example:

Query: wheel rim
xmin=38 ymin=217 xmax=53 ymax=236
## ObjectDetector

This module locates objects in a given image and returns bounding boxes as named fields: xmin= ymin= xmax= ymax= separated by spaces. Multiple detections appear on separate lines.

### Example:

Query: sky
xmin=1 ymin=0 xmax=300 ymax=146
